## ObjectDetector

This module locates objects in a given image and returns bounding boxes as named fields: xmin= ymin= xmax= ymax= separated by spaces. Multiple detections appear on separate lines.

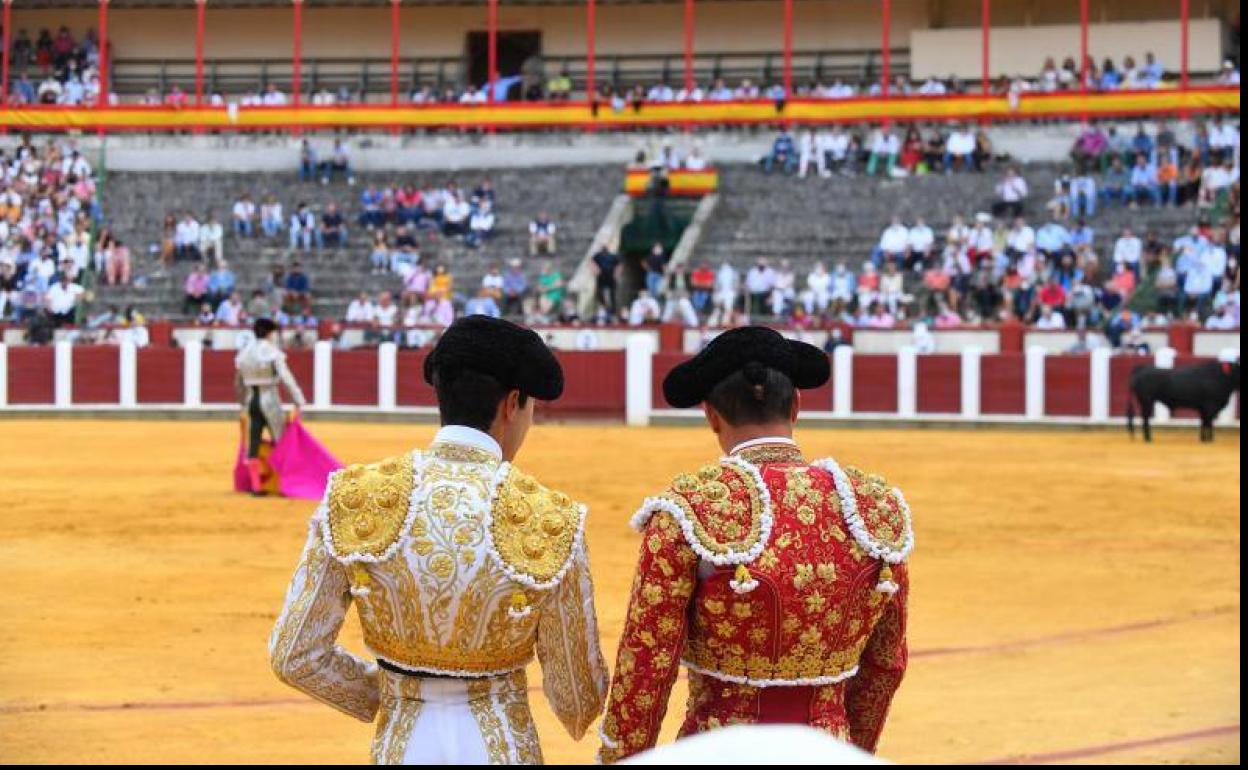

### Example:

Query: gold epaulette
xmin=323 ymin=453 xmax=417 ymax=563
xmin=631 ymin=457 xmax=772 ymax=567
xmin=489 ymin=466 xmax=584 ymax=589
xmin=843 ymin=465 xmax=913 ymax=562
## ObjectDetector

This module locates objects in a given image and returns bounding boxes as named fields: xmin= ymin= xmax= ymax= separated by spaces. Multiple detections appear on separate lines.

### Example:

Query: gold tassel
xmin=875 ymin=562 xmax=898 ymax=594
xmin=508 ymin=590 xmax=531 ymax=619
xmin=731 ymin=564 xmax=758 ymax=594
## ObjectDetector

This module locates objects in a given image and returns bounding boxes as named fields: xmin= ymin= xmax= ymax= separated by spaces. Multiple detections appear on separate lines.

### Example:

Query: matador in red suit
xmin=598 ymin=327 xmax=913 ymax=763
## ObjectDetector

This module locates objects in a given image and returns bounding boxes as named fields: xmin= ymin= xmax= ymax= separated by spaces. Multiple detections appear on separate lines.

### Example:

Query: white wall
xmin=911 ymin=18 xmax=1227 ymax=79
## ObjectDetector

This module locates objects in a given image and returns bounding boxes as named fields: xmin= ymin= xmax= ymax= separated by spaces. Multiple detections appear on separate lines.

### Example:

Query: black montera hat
xmin=423 ymin=316 xmax=564 ymax=401
xmin=662 ymin=326 xmax=830 ymax=408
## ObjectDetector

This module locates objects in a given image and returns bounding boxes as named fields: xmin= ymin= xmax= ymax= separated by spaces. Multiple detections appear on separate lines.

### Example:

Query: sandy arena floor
xmin=0 ymin=419 xmax=1239 ymax=764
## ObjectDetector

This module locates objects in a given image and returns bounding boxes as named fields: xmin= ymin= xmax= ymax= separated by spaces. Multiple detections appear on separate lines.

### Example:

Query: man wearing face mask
xmin=599 ymin=327 xmax=912 ymax=763
xmin=270 ymin=316 xmax=608 ymax=764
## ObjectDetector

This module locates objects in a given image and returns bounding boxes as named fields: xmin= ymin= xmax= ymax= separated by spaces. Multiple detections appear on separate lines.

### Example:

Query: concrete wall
xmin=9 ymin=0 xmax=927 ymax=62
xmin=911 ymin=18 xmax=1228 ymax=80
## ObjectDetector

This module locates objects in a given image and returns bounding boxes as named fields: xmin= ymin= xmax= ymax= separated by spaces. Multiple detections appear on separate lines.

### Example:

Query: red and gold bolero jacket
xmin=598 ymin=440 xmax=913 ymax=762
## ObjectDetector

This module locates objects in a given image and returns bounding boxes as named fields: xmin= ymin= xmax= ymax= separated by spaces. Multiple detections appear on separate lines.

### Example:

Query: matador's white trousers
xmin=370 ymin=669 xmax=543 ymax=765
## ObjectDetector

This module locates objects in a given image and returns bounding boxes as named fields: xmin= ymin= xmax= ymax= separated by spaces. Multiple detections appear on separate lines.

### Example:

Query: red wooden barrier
xmin=543 ymin=351 xmax=626 ymax=416
xmin=396 ymin=349 xmax=437 ymax=407
xmin=651 ymin=352 xmax=688 ymax=408
xmin=6 ymin=346 xmax=55 ymax=404
xmin=71 ymin=346 xmax=120 ymax=404
xmin=285 ymin=349 xmax=316 ymax=403
xmin=980 ymin=353 xmax=1025 ymax=415
xmin=917 ymin=354 xmax=961 ymax=414
xmin=1109 ymin=354 xmax=1148 ymax=417
xmin=138 ymin=347 xmax=185 ymax=403
xmin=332 ymin=349 xmax=379 ymax=406
xmin=852 ymin=354 xmax=898 ymax=413
xmin=202 ymin=349 xmax=238 ymax=404
xmin=1044 ymin=355 xmax=1091 ymax=417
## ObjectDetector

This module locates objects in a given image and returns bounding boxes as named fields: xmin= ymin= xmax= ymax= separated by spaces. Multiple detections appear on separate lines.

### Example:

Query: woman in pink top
xmin=106 ymin=240 xmax=132 ymax=286
xmin=402 ymin=264 xmax=431 ymax=305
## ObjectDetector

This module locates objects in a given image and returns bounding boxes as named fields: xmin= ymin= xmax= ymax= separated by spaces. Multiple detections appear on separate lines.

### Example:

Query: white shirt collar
xmin=433 ymin=425 xmax=503 ymax=460
xmin=729 ymin=436 xmax=797 ymax=456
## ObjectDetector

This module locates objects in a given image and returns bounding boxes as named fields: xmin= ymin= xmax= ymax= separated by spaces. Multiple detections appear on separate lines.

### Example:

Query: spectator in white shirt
xmin=529 ymin=213 xmax=557 ymax=256
xmin=803 ymin=262 xmax=832 ymax=314
xmin=289 ymin=203 xmax=316 ymax=252
xmin=798 ymin=130 xmax=824 ymax=179
xmin=713 ymin=262 xmax=740 ymax=319
xmin=1218 ymin=60 xmax=1240 ymax=86
xmin=467 ymin=202 xmax=496 ymax=248
xmin=771 ymin=260 xmax=797 ymax=317
xmin=346 ymin=292 xmax=377 ymax=324
xmin=261 ymin=83 xmax=288 ymax=106
xmin=232 ymin=193 xmax=256 ymax=237
xmin=906 ymin=217 xmax=935 ymax=271
xmin=1128 ymin=155 xmax=1161 ymax=207
xmin=661 ymin=291 xmax=700 ymax=327
xmin=1035 ymin=304 xmax=1066 ymax=330
xmin=215 ymin=291 xmax=245 ymax=326
xmin=879 ymin=262 xmax=905 ymax=315
xmin=260 ymin=196 xmax=284 ymax=239
xmin=876 ymin=216 xmax=910 ymax=266
xmin=820 ymin=128 xmax=852 ymax=175
xmin=1113 ymin=228 xmax=1143 ymax=276
xmin=684 ymin=147 xmax=710 ymax=171
xmin=944 ymin=127 xmax=977 ymax=173
xmin=993 ymin=167 xmax=1029 ymax=219
xmin=199 ymin=212 xmax=225 ymax=266
xmin=1005 ymin=218 xmax=1036 ymax=263
xmin=867 ymin=127 xmax=900 ymax=177
xmin=627 ymin=290 xmax=662 ymax=325
xmin=744 ymin=258 xmax=778 ymax=317
xmin=174 ymin=213 xmax=201 ymax=261
xmin=374 ymin=291 xmax=400 ymax=328
xmin=45 ymin=275 xmax=84 ymax=325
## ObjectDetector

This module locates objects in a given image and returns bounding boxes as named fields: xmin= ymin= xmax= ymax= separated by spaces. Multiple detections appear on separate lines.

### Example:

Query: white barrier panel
xmin=625 ymin=334 xmax=657 ymax=427
xmin=313 ymin=341 xmax=333 ymax=409
xmin=896 ymin=347 xmax=917 ymax=417
xmin=183 ymin=340 xmax=203 ymax=406
xmin=377 ymin=342 xmax=398 ymax=410
xmin=960 ymin=348 xmax=981 ymax=418
xmin=119 ymin=342 xmax=138 ymax=408
xmin=1089 ymin=347 xmax=1112 ymax=421
xmin=0 ymin=344 xmax=7 ymax=407
xmin=1154 ymin=347 xmax=1176 ymax=422
xmin=1025 ymin=347 xmax=1046 ymax=420
xmin=54 ymin=341 xmax=73 ymax=407
xmin=833 ymin=346 xmax=853 ymax=416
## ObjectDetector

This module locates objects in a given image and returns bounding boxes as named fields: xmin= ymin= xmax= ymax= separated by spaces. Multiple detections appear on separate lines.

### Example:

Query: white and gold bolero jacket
xmin=269 ymin=427 xmax=608 ymax=763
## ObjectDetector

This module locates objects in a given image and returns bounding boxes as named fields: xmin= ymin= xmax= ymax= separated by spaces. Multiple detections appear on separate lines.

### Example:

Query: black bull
xmin=1127 ymin=360 xmax=1241 ymax=442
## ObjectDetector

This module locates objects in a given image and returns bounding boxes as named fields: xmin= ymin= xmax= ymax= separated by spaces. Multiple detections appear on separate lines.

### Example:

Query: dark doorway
xmin=466 ymin=31 xmax=542 ymax=96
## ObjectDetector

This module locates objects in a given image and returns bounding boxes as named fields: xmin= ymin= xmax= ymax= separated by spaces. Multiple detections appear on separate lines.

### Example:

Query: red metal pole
xmin=683 ymin=0 xmax=694 ymax=93
xmin=881 ymin=0 xmax=891 ymax=99
xmin=981 ymin=0 xmax=990 ymax=95
xmin=292 ymin=0 xmax=303 ymax=108
xmin=98 ymin=0 xmax=109 ymax=109
xmin=2 ymin=0 xmax=12 ymax=111
xmin=1180 ymin=0 xmax=1190 ymax=90
xmin=195 ymin=0 xmax=206 ymax=107
xmin=1079 ymin=0 xmax=1089 ymax=94
xmin=586 ymin=0 xmax=596 ymax=103
xmin=782 ymin=0 xmax=793 ymax=98
xmin=390 ymin=0 xmax=400 ymax=107
xmin=487 ymin=0 xmax=497 ymax=105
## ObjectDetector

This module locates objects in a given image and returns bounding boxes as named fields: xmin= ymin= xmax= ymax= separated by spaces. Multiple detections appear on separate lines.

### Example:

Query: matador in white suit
xmin=269 ymin=316 xmax=608 ymax=764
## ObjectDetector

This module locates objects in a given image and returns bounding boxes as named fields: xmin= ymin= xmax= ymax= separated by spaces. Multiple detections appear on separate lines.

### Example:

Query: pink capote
xmin=233 ymin=415 xmax=343 ymax=500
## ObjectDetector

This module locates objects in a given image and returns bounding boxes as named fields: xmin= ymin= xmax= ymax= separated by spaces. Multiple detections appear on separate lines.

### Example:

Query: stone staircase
xmin=93 ymin=165 xmax=621 ymax=318
xmin=696 ymin=162 xmax=1198 ymax=278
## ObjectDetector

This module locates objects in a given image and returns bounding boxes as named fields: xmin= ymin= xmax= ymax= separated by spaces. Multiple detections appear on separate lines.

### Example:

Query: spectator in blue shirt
xmin=1130 ymin=124 xmax=1154 ymax=160
xmin=464 ymin=288 xmax=501 ymax=318
xmin=1141 ymin=52 xmax=1165 ymax=86
xmin=1127 ymin=154 xmax=1161 ymax=207
xmin=1035 ymin=221 xmax=1070 ymax=261
xmin=283 ymin=261 xmax=312 ymax=311
xmin=1069 ymin=219 xmax=1095 ymax=251
xmin=358 ymin=185 xmax=384 ymax=229
xmin=207 ymin=262 xmax=236 ymax=307
xmin=500 ymin=259 xmax=528 ymax=318
xmin=1100 ymin=157 xmax=1130 ymax=208
xmin=1099 ymin=59 xmax=1122 ymax=90
xmin=764 ymin=131 xmax=797 ymax=175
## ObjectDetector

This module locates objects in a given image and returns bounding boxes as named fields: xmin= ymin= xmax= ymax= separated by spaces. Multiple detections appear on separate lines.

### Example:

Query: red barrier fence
xmin=0 ymin=343 xmax=1237 ymax=426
